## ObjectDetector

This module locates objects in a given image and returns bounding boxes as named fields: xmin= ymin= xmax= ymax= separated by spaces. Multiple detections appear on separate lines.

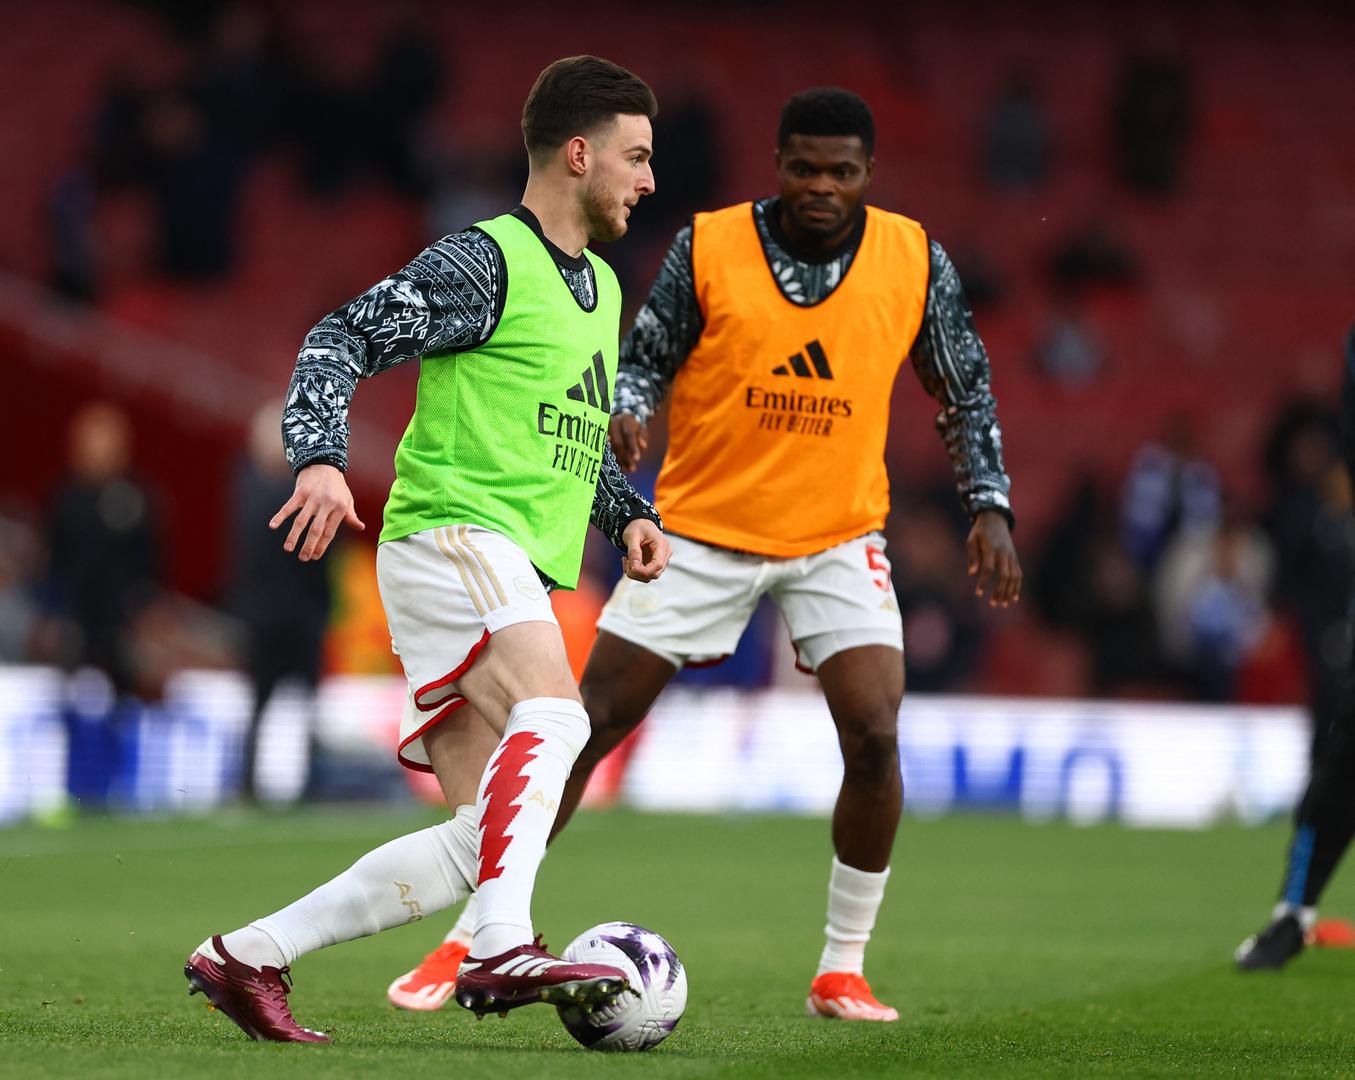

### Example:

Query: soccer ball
xmin=556 ymin=922 xmax=687 ymax=1051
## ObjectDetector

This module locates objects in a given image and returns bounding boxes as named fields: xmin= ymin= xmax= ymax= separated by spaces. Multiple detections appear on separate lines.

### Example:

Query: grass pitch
xmin=2 ymin=806 xmax=1353 ymax=1078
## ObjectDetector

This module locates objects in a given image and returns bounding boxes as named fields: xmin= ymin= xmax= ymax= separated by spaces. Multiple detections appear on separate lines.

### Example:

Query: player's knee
xmin=841 ymin=723 xmax=900 ymax=789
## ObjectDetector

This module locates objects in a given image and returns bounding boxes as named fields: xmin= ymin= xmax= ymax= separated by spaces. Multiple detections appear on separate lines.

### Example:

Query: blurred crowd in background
xmin=2 ymin=1 xmax=1354 ymax=762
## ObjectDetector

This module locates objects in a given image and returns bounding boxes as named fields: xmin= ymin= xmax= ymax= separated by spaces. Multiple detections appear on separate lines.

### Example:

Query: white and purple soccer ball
xmin=556 ymin=922 xmax=687 ymax=1052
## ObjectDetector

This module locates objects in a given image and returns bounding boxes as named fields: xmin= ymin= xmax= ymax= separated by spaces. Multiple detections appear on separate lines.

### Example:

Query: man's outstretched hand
xmin=270 ymin=463 xmax=365 ymax=562
xmin=621 ymin=518 xmax=670 ymax=582
xmin=967 ymin=510 xmax=1021 ymax=607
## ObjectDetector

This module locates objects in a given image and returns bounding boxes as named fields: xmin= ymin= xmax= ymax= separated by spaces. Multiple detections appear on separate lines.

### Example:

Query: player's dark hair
xmin=522 ymin=56 xmax=657 ymax=157
xmin=778 ymin=87 xmax=875 ymax=155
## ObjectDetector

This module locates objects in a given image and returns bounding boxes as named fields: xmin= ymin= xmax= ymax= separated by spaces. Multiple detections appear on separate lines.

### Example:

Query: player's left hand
xmin=621 ymin=519 xmax=670 ymax=582
xmin=967 ymin=510 xmax=1021 ymax=607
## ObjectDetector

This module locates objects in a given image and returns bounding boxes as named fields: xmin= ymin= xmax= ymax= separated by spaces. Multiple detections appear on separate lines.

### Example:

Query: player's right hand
xmin=270 ymin=463 xmax=365 ymax=562
xmin=609 ymin=414 xmax=648 ymax=472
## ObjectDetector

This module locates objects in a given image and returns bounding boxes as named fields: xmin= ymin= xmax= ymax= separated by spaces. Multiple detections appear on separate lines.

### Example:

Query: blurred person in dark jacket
xmin=194 ymin=2 xmax=289 ymax=164
xmin=1110 ymin=38 xmax=1194 ymax=197
xmin=1031 ymin=475 xmax=1169 ymax=697
xmin=1237 ymin=324 xmax=1355 ymax=970
xmin=366 ymin=3 xmax=445 ymax=197
xmin=44 ymin=403 xmax=159 ymax=694
xmin=981 ymin=67 xmax=1052 ymax=195
xmin=888 ymin=497 xmax=985 ymax=692
xmin=143 ymin=92 xmax=244 ymax=279
xmin=231 ymin=402 xmax=332 ymax=801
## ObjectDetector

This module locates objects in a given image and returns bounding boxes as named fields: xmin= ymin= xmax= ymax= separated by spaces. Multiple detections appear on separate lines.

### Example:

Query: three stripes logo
xmin=773 ymin=339 xmax=834 ymax=380
xmin=565 ymin=350 xmax=612 ymax=412
xmin=747 ymin=337 xmax=851 ymax=438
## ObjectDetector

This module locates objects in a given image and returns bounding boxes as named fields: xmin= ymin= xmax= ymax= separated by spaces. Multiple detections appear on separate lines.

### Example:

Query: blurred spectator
xmin=43 ymin=403 xmax=160 ymax=694
xmin=47 ymin=167 xmax=99 ymax=302
xmin=427 ymin=151 xmax=518 ymax=239
xmin=982 ymin=68 xmax=1052 ymax=194
xmin=49 ymin=63 xmax=156 ymax=300
xmin=1262 ymin=399 xmax=1355 ymax=750
xmin=290 ymin=49 xmax=364 ymax=197
xmin=143 ymin=93 xmax=245 ymax=279
xmin=639 ymin=84 xmax=721 ymax=235
xmin=366 ymin=5 xmax=446 ymax=198
xmin=603 ymin=80 xmax=721 ymax=297
xmin=1047 ymin=216 xmax=1140 ymax=294
xmin=1031 ymin=475 xmax=1167 ymax=695
xmin=1154 ymin=502 xmax=1274 ymax=701
xmin=0 ymin=511 xmax=42 ymax=662
xmin=948 ymin=241 xmax=1005 ymax=311
xmin=1031 ymin=474 xmax=1109 ymax=630
xmin=230 ymin=402 xmax=332 ymax=801
xmin=88 ymin=64 xmax=154 ymax=190
xmin=888 ymin=499 xmax=985 ymax=692
xmin=194 ymin=2 xmax=289 ymax=164
xmin=1120 ymin=419 xmax=1221 ymax=570
xmin=1082 ymin=534 xmax=1166 ymax=695
xmin=1031 ymin=293 xmax=1104 ymax=389
xmin=1110 ymin=40 xmax=1195 ymax=197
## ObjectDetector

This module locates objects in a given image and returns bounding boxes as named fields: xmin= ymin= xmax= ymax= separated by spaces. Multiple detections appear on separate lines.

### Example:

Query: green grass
xmin=2 ymin=807 xmax=1353 ymax=1078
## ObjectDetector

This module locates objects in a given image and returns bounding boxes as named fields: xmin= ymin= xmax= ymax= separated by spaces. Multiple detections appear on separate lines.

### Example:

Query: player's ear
xmin=863 ymin=156 xmax=875 ymax=188
xmin=565 ymin=135 xmax=589 ymax=177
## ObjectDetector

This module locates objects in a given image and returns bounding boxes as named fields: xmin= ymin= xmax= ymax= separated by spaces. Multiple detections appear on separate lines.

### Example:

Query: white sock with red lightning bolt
xmin=470 ymin=697 xmax=588 ymax=958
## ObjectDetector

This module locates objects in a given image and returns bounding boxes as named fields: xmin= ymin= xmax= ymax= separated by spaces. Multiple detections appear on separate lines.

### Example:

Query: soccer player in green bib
xmin=184 ymin=56 xmax=670 ymax=1043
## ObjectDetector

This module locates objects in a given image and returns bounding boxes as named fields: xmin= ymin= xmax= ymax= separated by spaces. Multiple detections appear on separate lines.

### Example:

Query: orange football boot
xmin=1308 ymin=918 xmax=1355 ymax=949
xmin=387 ymin=940 xmax=470 ymax=1011
xmin=806 ymin=972 xmax=899 ymax=1022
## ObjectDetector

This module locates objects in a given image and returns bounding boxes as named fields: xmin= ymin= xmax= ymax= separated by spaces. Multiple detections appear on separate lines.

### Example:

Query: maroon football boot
xmin=184 ymin=935 xmax=331 ymax=1043
xmin=453 ymin=935 xmax=628 ymax=1018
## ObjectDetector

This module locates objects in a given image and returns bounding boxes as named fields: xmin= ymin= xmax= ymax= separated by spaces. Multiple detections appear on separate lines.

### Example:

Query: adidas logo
xmin=566 ymin=351 xmax=611 ymax=412
xmin=772 ymin=339 xmax=834 ymax=379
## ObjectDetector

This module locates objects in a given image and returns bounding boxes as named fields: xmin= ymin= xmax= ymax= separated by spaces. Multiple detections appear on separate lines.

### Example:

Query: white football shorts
xmin=597 ymin=531 xmax=903 ymax=673
xmin=377 ymin=524 xmax=558 ymax=771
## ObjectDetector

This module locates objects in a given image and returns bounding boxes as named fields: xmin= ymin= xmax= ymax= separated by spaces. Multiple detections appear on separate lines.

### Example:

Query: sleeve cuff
xmin=969 ymin=494 xmax=1015 ymax=532
xmin=292 ymin=453 xmax=347 ymax=475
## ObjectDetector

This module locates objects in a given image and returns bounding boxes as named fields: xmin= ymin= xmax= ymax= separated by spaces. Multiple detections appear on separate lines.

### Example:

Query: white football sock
xmin=816 ymin=856 xmax=890 ymax=977
xmin=444 ymin=892 xmax=479 ymax=946
xmin=471 ymin=697 xmax=588 ymax=958
xmin=210 ymin=807 xmax=480 ymax=970
xmin=1273 ymin=901 xmax=1318 ymax=934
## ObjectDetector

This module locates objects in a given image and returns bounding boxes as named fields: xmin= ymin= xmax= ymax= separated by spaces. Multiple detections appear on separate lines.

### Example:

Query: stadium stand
xmin=2 ymin=2 xmax=1351 ymax=694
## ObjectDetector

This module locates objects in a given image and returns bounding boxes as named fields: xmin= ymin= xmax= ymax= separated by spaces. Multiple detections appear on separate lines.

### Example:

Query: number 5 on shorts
xmin=866 ymin=545 xmax=891 ymax=592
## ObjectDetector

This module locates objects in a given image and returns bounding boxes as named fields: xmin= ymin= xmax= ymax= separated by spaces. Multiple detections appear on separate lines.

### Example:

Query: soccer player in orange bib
xmin=390 ymin=87 xmax=1021 ymax=1022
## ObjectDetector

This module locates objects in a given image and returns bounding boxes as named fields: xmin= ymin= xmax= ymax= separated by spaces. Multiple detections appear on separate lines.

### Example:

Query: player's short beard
xmin=581 ymin=176 xmax=627 ymax=243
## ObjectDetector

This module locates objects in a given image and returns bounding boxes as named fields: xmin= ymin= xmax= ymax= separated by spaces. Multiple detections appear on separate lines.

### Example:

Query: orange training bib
xmin=654 ymin=202 xmax=930 ymax=556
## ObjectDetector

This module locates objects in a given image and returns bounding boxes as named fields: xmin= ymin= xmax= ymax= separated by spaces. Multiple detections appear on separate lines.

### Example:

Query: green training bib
xmin=380 ymin=213 xmax=621 ymax=588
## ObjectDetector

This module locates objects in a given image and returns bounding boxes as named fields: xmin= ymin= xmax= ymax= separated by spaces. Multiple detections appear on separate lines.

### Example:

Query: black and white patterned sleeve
xmin=614 ymin=224 xmax=704 ymax=424
xmin=591 ymin=442 xmax=663 ymax=551
xmin=282 ymin=230 xmax=504 ymax=472
xmin=910 ymin=239 xmax=1016 ymax=529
